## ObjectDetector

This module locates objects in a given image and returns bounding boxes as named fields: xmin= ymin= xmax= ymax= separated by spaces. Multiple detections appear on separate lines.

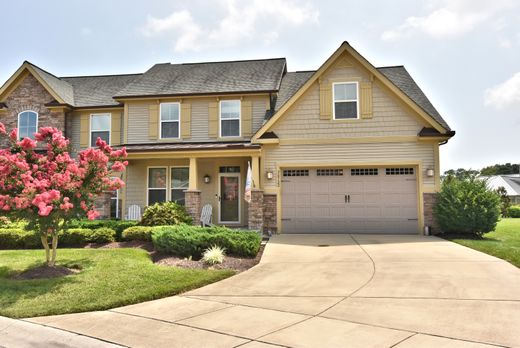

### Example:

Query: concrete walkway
xmin=18 ymin=234 xmax=520 ymax=348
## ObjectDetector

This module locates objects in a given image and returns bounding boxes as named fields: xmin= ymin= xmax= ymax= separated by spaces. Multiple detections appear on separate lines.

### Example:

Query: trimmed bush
xmin=434 ymin=176 xmax=501 ymax=236
xmin=88 ymin=228 xmax=116 ymax=243
xmin=122 ymin=226 xmax=155 ymax=241
xmin=508 ymin=205 xmax=520 ymax=218
xmin=140 ymin=202 xmax=192 ymax=227
xmin=0 ymin=229 xmax=40 ymax=249
xmin=59 ymin=229 xmax=92 ymax=247
xmin=152 ymin=224 xmax=261 ymax=258
xmin=67 ymin=220 xmax=138 ymax=241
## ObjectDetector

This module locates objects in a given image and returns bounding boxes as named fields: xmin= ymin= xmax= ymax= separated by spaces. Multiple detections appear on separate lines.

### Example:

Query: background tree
xmin=480 ymin=163 xmax=520 ymax=176
xmin=0 ymin=123 xmax=127 ymax=266
xmin=496 ymin=186 xmax=511 ymax=217
xmin=442 ymin=168 xmax=480 ymax=180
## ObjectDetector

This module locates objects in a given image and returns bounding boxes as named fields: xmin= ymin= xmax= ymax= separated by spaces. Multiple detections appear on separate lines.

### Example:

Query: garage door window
xmin=351 ymin=168 xmax=378 ymax=176
xmin=317 ymin=169 xmax=343 ymax=176
xmin=283 ymin=169 xmax=309 ymax=177
xmin=386 ymin=168 xmax=414 ymax=175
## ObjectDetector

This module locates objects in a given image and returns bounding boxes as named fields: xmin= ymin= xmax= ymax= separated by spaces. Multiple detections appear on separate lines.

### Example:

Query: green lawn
xmin=0 ymin=248 xmax=234 ymax=318
xmin=448 ymin=218 xmax=520 ymax=268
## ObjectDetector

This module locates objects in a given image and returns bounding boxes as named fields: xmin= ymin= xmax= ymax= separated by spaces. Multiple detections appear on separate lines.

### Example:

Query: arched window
xmin=18 ymin=111 xmax=38 ymax=139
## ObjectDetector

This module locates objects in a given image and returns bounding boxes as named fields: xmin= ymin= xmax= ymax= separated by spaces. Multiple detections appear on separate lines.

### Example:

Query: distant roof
xmin=377 ymin=66 xmax=450 ymax=131
xmin=482 ymin=175 xmax=520 ymax=196
xmin=114 ymin=58 xmax=287 ymax=98
xmin=62 ymin=74 xmax=141 ymax=107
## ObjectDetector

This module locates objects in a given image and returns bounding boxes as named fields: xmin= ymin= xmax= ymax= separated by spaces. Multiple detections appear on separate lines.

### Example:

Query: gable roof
xmin=273 ymin=71 xmax=315 ymax=114
xmin=484 ymin=175 xmax=520 ymax=196
xmin=254 ymin=42 xmax=453 ymax=141
xmin=26 ymin=62 xmax=75 ymax=106
xmin=114 ymin=58 xmax=287 ymax=98
xmin=377 ymin=66 xmax=450 ymax=131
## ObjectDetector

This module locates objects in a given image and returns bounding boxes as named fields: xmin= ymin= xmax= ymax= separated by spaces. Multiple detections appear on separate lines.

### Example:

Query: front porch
xmin=121 ymin=144 xmax=268 ymax=231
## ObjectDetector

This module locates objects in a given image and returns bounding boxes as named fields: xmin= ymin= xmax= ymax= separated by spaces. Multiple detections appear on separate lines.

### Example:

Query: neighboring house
xmin=483 ymin=174 xmax=520 ymax=204
xmin=0 ymin=42 xmax=455 ymax=234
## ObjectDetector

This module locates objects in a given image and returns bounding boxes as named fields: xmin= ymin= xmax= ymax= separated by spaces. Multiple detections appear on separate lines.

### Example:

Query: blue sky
xmin=1 ymin=0 xmax=519 ymax=172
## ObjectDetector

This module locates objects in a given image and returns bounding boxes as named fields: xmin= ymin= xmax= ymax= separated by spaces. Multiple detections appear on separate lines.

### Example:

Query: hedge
xmin=67 ymin=220 xmax=137 ymax=240
xmin=152 ymin=224 xmax=261 ymax=258
xmin=0 ymin=229 xmax=40 ymax=249
xmin=508 ymin=205 xmax=520 ymax=218
xmin=122 ymin=226 xmax=155 ymax=242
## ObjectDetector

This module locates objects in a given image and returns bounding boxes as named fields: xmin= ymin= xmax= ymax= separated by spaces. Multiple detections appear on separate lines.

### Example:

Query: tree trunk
xmin=40 ymin=233 xmax=51 ymax=265
xmin=49 ymin=233 xmax=58 ymax=267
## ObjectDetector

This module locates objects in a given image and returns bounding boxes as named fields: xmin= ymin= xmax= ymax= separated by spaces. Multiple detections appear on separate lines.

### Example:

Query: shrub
xmin=59 ymin=229 xmax=92 ymax=247
xmin=140 ymin=202 xmax=192 ymax=227
xmin=67 ymin=219 xmax=137 ymax=241
xmin=152 ymin=224 xmax=261 ymax=258
xmin=508 ymin=205 xmax=520 ymax=218
xmin=434 ymin=176 xmax=501 ymax=236
xmin=0 ymin=229 xmax=40 ymax=249
xmin=88 ymin=227 xmax=116 ymax=243
xmin=0 ymin=216 xmax=11 ymax=228
xmin=122 ymin=226 xmax=155 ymax=241
xmin=202 ymin=245 xmax=226 ymax=265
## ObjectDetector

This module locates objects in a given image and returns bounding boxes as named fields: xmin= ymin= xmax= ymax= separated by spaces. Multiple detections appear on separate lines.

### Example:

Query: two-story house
xmin=0 ymin=42 xmax=454 ymax=234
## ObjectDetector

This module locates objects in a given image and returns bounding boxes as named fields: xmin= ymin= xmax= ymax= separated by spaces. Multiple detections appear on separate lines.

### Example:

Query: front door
xmin=219 ymin=173 xmax=240 ymax=223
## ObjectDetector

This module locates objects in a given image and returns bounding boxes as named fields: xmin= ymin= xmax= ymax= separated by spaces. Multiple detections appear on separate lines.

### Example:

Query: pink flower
xmin=18 ymin=137 xmax=37 ymax=150
xmin=0 ymin=122 xmax=6 ymax=135
xmin=9 ymin=128 xmax=17 ymax=141
xmin=87 ymin=210 xmax=99 ymax=220
xmin=60 ymin=197 xmax=73 ymax=211
xmin=111 ymin=161 xmax=126 ymax=172
xmin=37 ymin=203 xmax=53 ymax=216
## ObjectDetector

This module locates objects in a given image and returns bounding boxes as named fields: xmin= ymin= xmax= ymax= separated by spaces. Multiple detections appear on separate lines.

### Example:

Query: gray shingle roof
xmin=27 ymin=62 xmax=75 ymax=105
xmin=61 ymin=74 xmax=141 ymax=107
xmin=273 ymin=71 xmax=314 ymax=113
xmin=114 ymin=58 xmax=286 ymax=98
xmin=377 ymin=66 xmax=450 ymax=131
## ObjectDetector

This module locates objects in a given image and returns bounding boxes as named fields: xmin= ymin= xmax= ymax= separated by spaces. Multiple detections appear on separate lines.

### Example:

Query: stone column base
xmin=263 ymin=194 xmax=277 ymax=234
xmin=185 ymin=190 xmax=201 ymax=225
xmin=424 ymin=192 xmax=442 ymax=234
xmin=248 ymin=189 xmax=264 ymax=231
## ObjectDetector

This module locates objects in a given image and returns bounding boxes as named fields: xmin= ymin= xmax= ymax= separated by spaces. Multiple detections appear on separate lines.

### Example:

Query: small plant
xmin=202 ymin=245 xmax=226 ymax=265
xmin=140 ymin=202 xmax=193 ymax=226
xmin=508 ymin=205 xmax=520 ymax=218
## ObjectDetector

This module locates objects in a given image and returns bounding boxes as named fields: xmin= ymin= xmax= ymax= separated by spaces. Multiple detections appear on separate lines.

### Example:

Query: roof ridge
xmin=175 ymin=57 xmax=286 ymax=66
xmin=61 ymin=73 xmax=143 ymax=79
xmin=290 ymin=70 xmax=316 ymax=73
xmin=376 ymin=65 xmax=405 ymax=69
xmin=23 ymin=60 xmax=65 ymax=81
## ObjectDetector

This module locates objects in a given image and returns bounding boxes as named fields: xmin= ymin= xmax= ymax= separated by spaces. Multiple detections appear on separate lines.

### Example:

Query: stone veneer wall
xmin=1 ymin=74 xmax=65 ymax=147
xmin=248 ymin=189 xmax=264 ymax=231
xmin=263 ymin=194 xmax=277 ymax=234
xmin=185 ymin=190 xmax=202 ymax=224
xmin=423 ymin=192 xmax=442 ymax=234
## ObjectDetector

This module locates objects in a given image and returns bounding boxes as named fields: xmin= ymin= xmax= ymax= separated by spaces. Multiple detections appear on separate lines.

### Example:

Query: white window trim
xmin=332 ymin=82 xmax=360 ymax=120
xmin=89 ymin=113 xmax=111 ymax=147
xmin=219 ymin=100 xmax=241 ymax=138
xmin=110 ymin=188 xmax=120 ymax=219
xmin=17 ymin=110 xmax=38 ymax=140
xmin=159 ymin=102 xmax=181 ymax=139
xmin=146 ymin=166 xmax=190 ymax=206
xmin=170 ymin=166 xmax=189 ymax=203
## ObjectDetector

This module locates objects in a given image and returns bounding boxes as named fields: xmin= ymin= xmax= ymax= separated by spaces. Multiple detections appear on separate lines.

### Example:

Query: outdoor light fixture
xmin=204 ymin=175 xmax=211 ymax=184
xmin=426 ymin=168 xmax=434 ymax=177
xmin=266 ymin=171 xmax=274 ymax=180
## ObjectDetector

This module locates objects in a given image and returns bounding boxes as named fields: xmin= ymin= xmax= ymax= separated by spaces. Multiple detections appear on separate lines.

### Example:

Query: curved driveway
xmin=26 ymin=234 xmax=520 ymax=347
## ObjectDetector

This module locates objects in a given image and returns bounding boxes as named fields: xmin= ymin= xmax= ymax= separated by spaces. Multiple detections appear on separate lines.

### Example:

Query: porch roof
xmin=119 ymin=141 xmax=261 ymax=154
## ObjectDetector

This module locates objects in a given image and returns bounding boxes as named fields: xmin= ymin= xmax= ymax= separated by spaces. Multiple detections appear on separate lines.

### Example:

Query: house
xmin=483 ymin=174 xmax=520 ymax=204
xmin=0 ymin=42 xmax=455 ymax=234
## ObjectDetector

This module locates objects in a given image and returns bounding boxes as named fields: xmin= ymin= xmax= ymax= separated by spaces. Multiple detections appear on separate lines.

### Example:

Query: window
xmin=219 ymin=166 xmax=241 ymax=173
xmin=351 ymin=168 xmax=378 ymax=176
xmin=171 ymin=167 xmax=189 ymax=205
xmin=90 ymin=114 xmax=111 ymax=146
xmin=18 ymin=111 xmax=38 ymax=139
xmin=147 ymin=168 xmax=167 ymax=205
xmin=160 ymin=103 xmax=180 ymax=139
xmin=386 ymin=168 xmax=415 ymax=175
xmin=283 ymin=169 xmax=309 ymax=177
xmin=220 ymin=100 xmax=240 ymax=137
xmin=317 ymin=169 xmax=344 ymax=176
xmin=109 ymin=188 xmax=122 ymax=219
xmin=333 ymin=82 xmax=359 ymax=119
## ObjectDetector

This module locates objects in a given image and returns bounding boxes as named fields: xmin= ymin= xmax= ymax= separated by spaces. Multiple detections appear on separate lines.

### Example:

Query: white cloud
xmin=484 ymin=72 xmax=520 ymax=109
xmin=382 ymin=0 xmax=517 ymax=41
xmin=140 ymin=0 xmax=319 ymax=52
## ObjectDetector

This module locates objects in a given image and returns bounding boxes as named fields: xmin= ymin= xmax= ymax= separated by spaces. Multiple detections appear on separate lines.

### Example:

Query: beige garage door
xmin=281 ymin=167 xmax=418 ymax=234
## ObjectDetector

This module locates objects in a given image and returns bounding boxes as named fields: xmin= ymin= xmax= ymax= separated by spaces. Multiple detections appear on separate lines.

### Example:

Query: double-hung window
xmin=147 ymin=167 xmax=189 ymax=206
xmin=220 ymin=100 xmax=240 ymax=137
xmin=90 ymin=114 xmax=111 ymax=146
xmin=18 ymin=111 xmax=38 ymax=140
xmin=160 ymin=103 xmax=180 ymax=139
xmin=171 ymin=167 xmax=189 ymax=205
xmin=147 ymin=167 xmax=167 ymax=205
xmin=333 ymin=82 xmax=359 ymax=119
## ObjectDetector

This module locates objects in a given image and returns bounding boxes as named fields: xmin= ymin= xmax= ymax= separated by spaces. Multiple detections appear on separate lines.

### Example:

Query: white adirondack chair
xmin=200 ymin=204 xmax=213 ymax=227
xmin=127 ymin=204 xmax=142 ymax=221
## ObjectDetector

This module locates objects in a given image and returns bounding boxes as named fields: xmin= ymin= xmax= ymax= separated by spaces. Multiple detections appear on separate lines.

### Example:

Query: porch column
xmin=248 ymin=155 xmax=264 ymax=232
xmin=251 ymin=155 xmax=260 ymax=188
xmin=185 ymin=157 xmax=201 ymax=225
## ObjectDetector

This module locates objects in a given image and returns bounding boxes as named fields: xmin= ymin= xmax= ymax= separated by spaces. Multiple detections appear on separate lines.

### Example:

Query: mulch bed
xmin=13 ymin=265 xmax=80 ymax=280
xmin=152 ymin=244 xmax=265 ymax=272
xmin=84 ymin=241 xmax=154 ymax=252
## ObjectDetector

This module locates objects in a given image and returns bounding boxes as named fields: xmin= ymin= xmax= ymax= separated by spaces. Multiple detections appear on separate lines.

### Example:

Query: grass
xmin=0 ymin=248 xmax=234 ymax=318
xmin=448 ymin=218 xmax=520 ymax=268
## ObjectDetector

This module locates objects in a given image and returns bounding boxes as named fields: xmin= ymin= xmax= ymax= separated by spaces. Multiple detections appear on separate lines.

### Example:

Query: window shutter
xmin=80 ymin=113 xmax=89 ymax=148
xmin=149 ymin=103 xmax=158 ymax=139
xmin=360 ymin=82 xmax=373 ymax=119
xmin=208 ymin=101 xmax=218 ymax=138
xmin=181 ymin=103 xmax=191 ymax=138
xmin=241 ymin=100 xmax=252 ymax=137
xmin=319 ymin=81 xmax=332 ymax=120
xmin=111 ymin=112 xmax=121 ymax=145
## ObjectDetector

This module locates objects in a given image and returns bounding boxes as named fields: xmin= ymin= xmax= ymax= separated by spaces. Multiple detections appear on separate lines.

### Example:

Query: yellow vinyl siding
xmin=241 ymin=100 xmax=253 ymax=137
xmin=79 ymin=113 xmax=89 ymax=148
xmin=181 ymin=103 xmax=191 ymax=139
xmin=111 ymin=112 xmax=121 ymax=146
xmin=148 ymin=103 xmax=159 ymax=139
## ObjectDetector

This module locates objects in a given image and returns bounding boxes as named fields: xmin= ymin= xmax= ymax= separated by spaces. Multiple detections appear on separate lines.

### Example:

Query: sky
xmin=1 ymin=0 xmax=519 ymax=172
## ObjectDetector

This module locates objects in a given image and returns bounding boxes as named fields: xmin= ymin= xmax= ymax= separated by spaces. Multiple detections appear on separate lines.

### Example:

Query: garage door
xmin=281 ymin=167 xmax=418 ymax=234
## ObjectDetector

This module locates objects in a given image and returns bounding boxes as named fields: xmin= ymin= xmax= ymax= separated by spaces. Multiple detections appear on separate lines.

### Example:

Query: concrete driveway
xmin=21 ymin=234 xmax=520 ymax=348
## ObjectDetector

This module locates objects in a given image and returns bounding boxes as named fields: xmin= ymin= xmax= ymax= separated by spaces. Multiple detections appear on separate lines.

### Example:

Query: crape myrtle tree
xmin=0 ymin=122 xmax=127 ymax=266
